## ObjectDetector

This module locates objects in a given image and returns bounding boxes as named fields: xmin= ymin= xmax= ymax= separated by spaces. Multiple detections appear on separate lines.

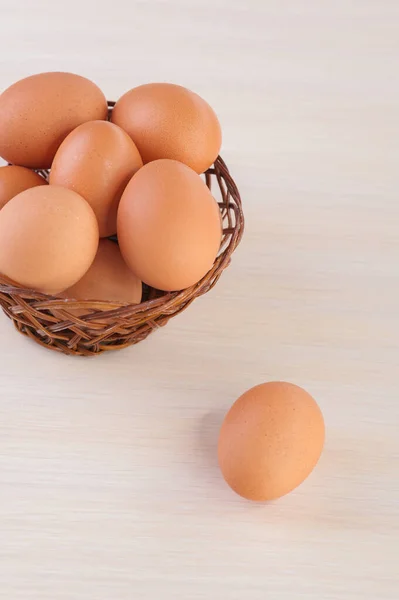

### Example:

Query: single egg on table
xmin=117 ymin=159 xmax=222 ymax=292
xmin=218 ymin=382 xmax=325 ymax=501
xmin=50 ymin=121 xmax=143 ymax=237
xmin=0 ymin=165 xmax=47 ymax=210
xmin=0 ymin=185 xmax=99 ymax=295
xmin=111 ymin=82 xmax=222 ymax=174
xmin=0 ymin=71 xmax=108 ymax=169
xmin=60 ymin=239 xmax=142 ymax=306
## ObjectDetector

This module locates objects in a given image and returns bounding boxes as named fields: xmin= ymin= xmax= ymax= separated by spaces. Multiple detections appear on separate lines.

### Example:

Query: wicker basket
xmin=0 ymin=105 xmax=244 ymax=356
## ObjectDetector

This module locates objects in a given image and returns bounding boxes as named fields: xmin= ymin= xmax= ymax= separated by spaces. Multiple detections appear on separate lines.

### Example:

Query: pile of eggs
xmin=0 ymin=72 xmax=223 ymax=303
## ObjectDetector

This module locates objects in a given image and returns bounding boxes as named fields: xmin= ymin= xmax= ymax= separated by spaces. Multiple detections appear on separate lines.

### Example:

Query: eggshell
xmin=50 ymin=121 xmax=143 ymax=237
xmin=218 ymin=382 xmax=325 ymax=502
xmin=117 ymin=159 xmax=222 ymax=291
xmin=0 ymin=165 xmax=47 ymax=210
xmin=0 ymin=72 xmax=108 ymax=168
xmin=0 ymin=185 xmax=99 ymax=294
xmin=111 ymin=83 xmax=222 ymax=174
xmin=61 ymin=239 xmax=142 ymax=304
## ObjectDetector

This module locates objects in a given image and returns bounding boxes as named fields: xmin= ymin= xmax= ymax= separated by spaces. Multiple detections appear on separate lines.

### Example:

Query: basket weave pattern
xmin=0 ymin=107 xmax=244 ymax=356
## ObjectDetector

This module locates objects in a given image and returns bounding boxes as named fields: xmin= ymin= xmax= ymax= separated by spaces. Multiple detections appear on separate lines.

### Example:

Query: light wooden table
xmin=0 ymin=2 xmax=398 ymax=598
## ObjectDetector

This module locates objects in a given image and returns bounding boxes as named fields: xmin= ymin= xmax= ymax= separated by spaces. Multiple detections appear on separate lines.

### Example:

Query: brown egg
xmin=117 ymin=159 xmax=222 ymax=291
xmin=218 ymin=382 xmax=325 ymax=501
xmin=61 ymin=239 xmax=142 ymax=304
xmin=0 ymin=72 xmax=108 ymax=168
xmin=0 ymin=185 xmax=99 ymax=294
xmin=111 ymin=83 xmax=222 ymax=174
xmin=50 ymin=121 xmax=143 ymax=237
xmin=0 ymin=165 xmax=47 ymax=210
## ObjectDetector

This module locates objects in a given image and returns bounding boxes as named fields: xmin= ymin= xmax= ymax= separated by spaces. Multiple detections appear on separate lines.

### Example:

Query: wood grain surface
xmin=0 ymin=1 xmax=398 ymax=598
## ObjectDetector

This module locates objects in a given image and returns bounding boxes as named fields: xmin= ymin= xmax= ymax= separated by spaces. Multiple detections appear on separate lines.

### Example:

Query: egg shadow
xmin=194 ymin=408 xmax=243 ymax=501
xmin=196 ymin=410 xmax=225 ymax=476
